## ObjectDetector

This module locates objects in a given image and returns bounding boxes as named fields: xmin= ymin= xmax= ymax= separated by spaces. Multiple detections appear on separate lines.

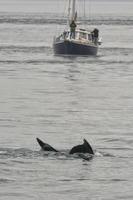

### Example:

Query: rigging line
xmin=63 ymin=0 xmax=69 ymax=18
xmin=67 ymin=0 xmax=71 ymax=28
xmin=88 ymin=0 xmax=92 ymax=25
xmin=56 ymin=0 xmax=68 ymax=34
xmin=83 ymin=0 xmax=86 ymax=28
xmin=55 ymin=0 xmax=61 ymax=35
xmin=63 ymin=0 xmax=70 ymax=30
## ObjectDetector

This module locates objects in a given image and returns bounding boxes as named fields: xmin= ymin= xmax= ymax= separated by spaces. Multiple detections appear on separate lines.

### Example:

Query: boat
xmin=53 ymin=0 xmax=101 ymax=56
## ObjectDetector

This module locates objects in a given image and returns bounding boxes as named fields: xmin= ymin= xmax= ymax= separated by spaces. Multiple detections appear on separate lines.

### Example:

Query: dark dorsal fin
xmin=69 ymin=139 xmax=94 ymax=155
xmin=83 ymin=139 xmax=94 ymax=155
xmin=36 ymin=138 xmax=58 ymax=152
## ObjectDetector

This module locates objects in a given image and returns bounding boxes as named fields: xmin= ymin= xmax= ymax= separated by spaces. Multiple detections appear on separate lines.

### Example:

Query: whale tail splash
xmin=36 ymin=138 xmax=58 ymax=152
xmin=36 ymin=138 xmax=94 ymax=155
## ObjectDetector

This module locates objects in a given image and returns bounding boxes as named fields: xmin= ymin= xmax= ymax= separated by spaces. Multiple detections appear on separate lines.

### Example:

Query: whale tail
xmin=69 ymin=139 xmax=94 ymax=155
xmin=36 ymin=138 xmax=93 ymax=155
xmin=83 ymin=139 xmax=94 ymax=155
xmin=36 ymin=138 xmax=58 ymax=152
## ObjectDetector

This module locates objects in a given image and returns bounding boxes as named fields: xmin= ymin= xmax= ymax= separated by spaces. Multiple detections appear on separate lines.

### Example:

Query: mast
xmin=67 ymin=0 xmax=71 ymax=26
xmin=71 ymin=0 xmax=76 ymax=21
xmin=67 ymin=0 xmax=76 ymax=26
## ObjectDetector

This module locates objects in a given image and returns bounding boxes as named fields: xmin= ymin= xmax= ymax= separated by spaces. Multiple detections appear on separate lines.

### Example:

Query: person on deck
xmin=70 ymin=20 xmax=77 ymax=39
xmin=91 ymin=28 xmax=99 ymax=43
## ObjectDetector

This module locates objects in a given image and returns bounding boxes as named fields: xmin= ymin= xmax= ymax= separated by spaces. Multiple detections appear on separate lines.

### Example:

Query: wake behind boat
xmin=53 ymin=0 xmax=101 ymax=56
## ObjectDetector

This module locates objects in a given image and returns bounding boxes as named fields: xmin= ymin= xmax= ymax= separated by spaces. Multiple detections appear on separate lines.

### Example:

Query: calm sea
xmin=0 ymin=0 xmax=133 ymax=199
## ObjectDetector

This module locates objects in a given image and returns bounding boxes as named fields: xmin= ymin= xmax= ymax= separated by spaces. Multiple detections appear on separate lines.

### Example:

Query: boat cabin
xmin=55 ymin=28 xmax=99 ymax=44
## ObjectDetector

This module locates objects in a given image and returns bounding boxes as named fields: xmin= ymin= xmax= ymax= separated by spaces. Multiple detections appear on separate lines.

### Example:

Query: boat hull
xmin=53 ymin=40 xmax=98 ymax=55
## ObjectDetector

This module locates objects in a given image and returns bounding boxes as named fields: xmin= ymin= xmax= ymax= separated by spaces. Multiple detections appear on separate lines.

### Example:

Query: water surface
xmin=0 ymin=0 xmax=133 ymax=199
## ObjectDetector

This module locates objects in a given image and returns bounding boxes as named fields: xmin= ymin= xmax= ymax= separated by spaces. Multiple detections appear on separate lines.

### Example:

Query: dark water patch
xmin=0 ymin=59 xmax=48 ymax=65
xmin=0 ymin=148 xmax=40 ymax=159
xmin=0 ymin=148 xmax=94 ymax=161
xmin=118 ymin=195 xmax=133 ymax=200
xmin=0 ymin=118 xmax=18 ymax=123
xmin=0 ymin=59 xmax=71 ymax=66
xmin=110 ymin=178 xmax=127 ymax=182
xmin=101 ymin=47 xmax=133 ymax=58
xmin=0 ymin=178 xmax=15 ymax=184
xmin=100 ymin=147 xmax=133 ymax=151
xmin=106 ymin=138 xmax=121 ymax=142
xmin=86 ymin=19 xmax=133 ymax=26
xmin=0 ymin=161 xmax=9 ymax=165
xmin=93 ymin=178 xmax=127 ymax=183
xmin=101 ymin=47 xmax=133 ymax=52
xmin=105 ymin=138 xmax=133 ymax=145
xmin=0 ymin=15 xmax=66 ymax=25
xmin=0 ymin=13 xmax=133 ymax=26
xmin=59 ymin=179 xmax=73 ymax=182
xmin=55 ymin=47 xmax=133 ymax=64
xmin=0 ymin=45 xmax=51 ymax=53
xmin=98 ymin=152 xmax=115 ymax=157
xmin=0 ymin=46 xmax=132 ymax=67
xmin=0 ymin=118 xmax=20 ymax=128
xmin=59 ymin=178 xmax=90 ymax=182
xmin=99 ymin=147 xmax=133 ymax=159
xmin=59 ymin=177 xmax=127 ymax=183
xmin=0 ymin=192 xmax=33 ymax=199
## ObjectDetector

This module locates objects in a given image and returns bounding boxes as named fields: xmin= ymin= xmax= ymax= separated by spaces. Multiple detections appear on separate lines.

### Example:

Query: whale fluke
xmin=69 ymin=139 xmax=94 ymax=155
xmin=36 ymin=138 xmax=58 ymax=152
xmin=36 ymin=138 xmax=94 ymax=155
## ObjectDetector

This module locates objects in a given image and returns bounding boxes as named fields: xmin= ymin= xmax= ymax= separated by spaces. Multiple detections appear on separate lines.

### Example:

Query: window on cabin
xmin=88 ymin=34 xmax=92 ymax=41
xmin=75 ymin=32 xmax=78 ymax=39
xmin=79 ymin=32 xmax=87 ymax=39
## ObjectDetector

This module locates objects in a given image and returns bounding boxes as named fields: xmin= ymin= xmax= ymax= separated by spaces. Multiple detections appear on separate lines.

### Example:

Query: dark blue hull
xmin=53 ymin=40 xmax=98 ymax=55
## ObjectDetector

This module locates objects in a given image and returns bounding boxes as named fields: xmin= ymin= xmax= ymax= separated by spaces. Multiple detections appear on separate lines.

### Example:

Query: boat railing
xmin=55 ymin=29 xmax=101 ymax=45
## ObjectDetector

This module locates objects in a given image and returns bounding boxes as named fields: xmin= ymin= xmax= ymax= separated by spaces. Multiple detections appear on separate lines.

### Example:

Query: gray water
xmin=0 ymin=0 xmax=133 ymax=199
